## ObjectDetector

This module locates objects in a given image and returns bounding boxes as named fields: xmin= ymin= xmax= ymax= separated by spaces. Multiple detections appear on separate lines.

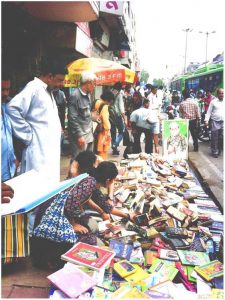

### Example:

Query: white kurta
xmin=7 ymin=77 xmax=61 ymax=183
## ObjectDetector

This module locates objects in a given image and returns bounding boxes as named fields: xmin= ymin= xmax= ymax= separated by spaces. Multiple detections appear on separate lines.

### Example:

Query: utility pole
xmin=199 ymin=31 xmax=216 ymax=66
xmin=182 ymin=28 xmax=193 ymax=74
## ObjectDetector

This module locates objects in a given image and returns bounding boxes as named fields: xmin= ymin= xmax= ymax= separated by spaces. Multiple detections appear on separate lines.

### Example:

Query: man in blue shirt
xmin=1 ymin=77 xmax=16 ymax=181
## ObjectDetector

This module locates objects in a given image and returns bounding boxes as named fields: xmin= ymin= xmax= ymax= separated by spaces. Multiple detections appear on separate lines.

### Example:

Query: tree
xmin=153 ymin=78 xmax=165 ymax=87
xmin=139 ymin=69 xmax=149 ymax=83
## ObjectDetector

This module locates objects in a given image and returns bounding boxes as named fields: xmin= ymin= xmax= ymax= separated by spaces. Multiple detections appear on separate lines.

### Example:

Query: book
xmin=158 ymin=249 xmax=179 ymax=261
xmin=109 ymin=240 xmax=133 ymax=260
xmin=144 ymin=250 xmax=158 ymax=266
xmin=129 ymin=246 xmax=144 ymax=265
xmin=177 ymin=250 xmax=210 ymax=266
xmin=187 ymin=266 xmax=197 ymax=283
xmin=1 ymin=170 xmax=88 ymax=216
xmin=61 ymin=242 xmax=115 ymax=271
xmin=125 ymin=264 xmax=150 ymax=284
xmin=47 ymin=263 xmax=97 ymax=298
xmin=194 ymin=260 xmax=223 ymax=281
xmin=148 ymin=259 xmax=178 ymax=281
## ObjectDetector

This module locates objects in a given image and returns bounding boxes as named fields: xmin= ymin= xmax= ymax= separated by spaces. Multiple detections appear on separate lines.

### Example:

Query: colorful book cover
xmin=61 ymin=242 xmax=115 ymax=271
xmin=148 ymin=259 xmax=178 ymax=281
xmin=125 ymin=264 xmax=150 ymax=284
xmin=211 ymin=288 xmax=224 ymax=299
xmin=177 ymin=250 xmax=210 ymax=266
xmin=144 ymin=250 xmax=158 ymax=266
xmin=129 ymin=246 xmax=144 ymax=265
xmin=194 ymin=260 xmax=223 ymax=281
xmin=47 ymin=264 xmax=97 ymax=298
xmin=158 ymin=249 xmax=179 ymax=261
xmin=187 ymin=266 xmax=197 ymax=283
xmin=122 ymin=287 xmax=150 ymax=298
xmin=109 ymin=240 xmax=133 ymax=260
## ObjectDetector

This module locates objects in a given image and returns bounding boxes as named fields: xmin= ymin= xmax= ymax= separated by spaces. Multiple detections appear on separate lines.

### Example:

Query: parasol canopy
xmin=64 ymin=57 xmax=136 ymax=87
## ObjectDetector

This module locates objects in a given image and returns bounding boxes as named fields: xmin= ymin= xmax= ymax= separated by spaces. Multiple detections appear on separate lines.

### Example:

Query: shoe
xmin=112 ymin=147 xmax=120 ymax=155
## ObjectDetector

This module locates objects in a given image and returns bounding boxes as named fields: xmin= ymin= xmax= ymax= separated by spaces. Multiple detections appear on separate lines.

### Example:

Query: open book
xmin=1 ymin=170 xmax=88 ymax=216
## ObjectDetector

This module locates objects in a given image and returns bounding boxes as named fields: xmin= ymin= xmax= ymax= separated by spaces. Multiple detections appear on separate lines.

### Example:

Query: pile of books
xmin=47 ymin=153 xmax=223 ymax=299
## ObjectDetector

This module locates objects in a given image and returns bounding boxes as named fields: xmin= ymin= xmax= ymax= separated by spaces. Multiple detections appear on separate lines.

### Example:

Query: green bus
xmin=170 ymin=63 xmax=223 ymax=94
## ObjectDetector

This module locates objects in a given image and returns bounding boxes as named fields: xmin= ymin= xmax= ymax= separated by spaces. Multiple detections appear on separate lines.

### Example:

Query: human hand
xmin=91 ymin=111 xmax=101 ymax=123
xmin=77 ymin=136 xmax=86 ymax=149
xmin=1 ymin=183 xmax=14 ymax=203
xmin=101 ymin=212 xmax=111 ymax=221
xmin=73 ymin=224 xmax=89 ymax=234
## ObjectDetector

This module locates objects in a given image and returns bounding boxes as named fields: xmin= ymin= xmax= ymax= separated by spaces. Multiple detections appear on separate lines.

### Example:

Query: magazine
xmin=61 ymin=242 xmax=115 ymax=271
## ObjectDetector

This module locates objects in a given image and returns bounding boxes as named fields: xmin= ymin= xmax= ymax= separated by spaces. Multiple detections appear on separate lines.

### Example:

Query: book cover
xmin=177 ymin=250 xmax=210 ymax=266
xmin=211 ymin=289 xmax=224 ymax=300
xmin=61 ymin=242 xmax=115 ymax=271
xmin=129 ymin=246 xmax=144 ymax=265
xmin=2 ymin=171 xmax=88 ymax=216
xmin=47 ymin=264 xmax=97 ymax=298
xmin=187 ymin=266 xmax=197 ymax=283
xmin=148 ymin=259 xmax=178 ymax=281
xmin=194 ymin=260 xmax=223 ymax=281
xmin=109 ymin=240 xmax=133 ymax=260
xmin=158 ymin=249 xmax=179 ymax=261
xmin=144 ymin=250 xmax=158 ymax=266
xmin=125 ymin=264 xmax=150 ymax=284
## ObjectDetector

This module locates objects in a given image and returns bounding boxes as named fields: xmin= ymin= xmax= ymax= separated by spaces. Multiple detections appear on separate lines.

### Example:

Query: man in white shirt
xmin=7 ymin=58 xmax=68 ymax=183
xmin=205 ymin=88 xmax=224 ymax=158
xmin=130 ymin=98 xmax=153 ymax=153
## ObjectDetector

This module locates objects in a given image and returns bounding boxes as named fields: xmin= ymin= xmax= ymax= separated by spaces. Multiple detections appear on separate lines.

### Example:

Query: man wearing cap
xmin=68 ymin=71 xmax=97 ymax=159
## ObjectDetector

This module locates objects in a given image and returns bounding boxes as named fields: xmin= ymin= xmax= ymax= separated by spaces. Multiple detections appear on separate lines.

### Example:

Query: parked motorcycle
xmin=198 ymin=123 xmax=211 ymax=142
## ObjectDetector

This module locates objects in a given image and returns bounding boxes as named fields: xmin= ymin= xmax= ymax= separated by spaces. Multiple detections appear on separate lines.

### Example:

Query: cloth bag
xmin=33 ymin=191 xmax=77 ymax=244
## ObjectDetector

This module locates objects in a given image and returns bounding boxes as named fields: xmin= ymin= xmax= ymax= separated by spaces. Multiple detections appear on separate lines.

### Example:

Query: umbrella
xmin=64 ymin=57 xmax=136 ymax=87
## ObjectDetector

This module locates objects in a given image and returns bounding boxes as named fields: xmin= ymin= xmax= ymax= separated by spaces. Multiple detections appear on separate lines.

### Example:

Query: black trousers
xmin=133 ymin=126 xmax=153 ymax=154
xmin=189 ymin=119 xmax=199 ymax=150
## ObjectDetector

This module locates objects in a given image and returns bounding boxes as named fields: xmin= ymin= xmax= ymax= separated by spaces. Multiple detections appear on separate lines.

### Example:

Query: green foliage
xmin=140 ymin=69 xmax=149 ymax=83
xmin=153 ymin=78 xmax=166 ymax=87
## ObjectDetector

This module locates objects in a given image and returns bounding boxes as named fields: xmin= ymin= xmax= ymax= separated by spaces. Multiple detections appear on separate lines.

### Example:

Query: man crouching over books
xmin=31 ymin=161 xmax=138 ymax=270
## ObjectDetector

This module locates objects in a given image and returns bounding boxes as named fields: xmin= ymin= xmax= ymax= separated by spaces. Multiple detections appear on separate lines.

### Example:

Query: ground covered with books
xmin=43 ymin=153 xmax=224 ymax=299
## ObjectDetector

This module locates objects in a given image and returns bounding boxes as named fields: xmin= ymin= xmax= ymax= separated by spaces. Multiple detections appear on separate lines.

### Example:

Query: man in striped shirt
xmin=179 ymin=89 xmax=200 ymax=152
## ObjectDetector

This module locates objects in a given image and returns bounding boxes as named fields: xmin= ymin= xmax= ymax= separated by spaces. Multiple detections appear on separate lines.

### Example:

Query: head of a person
xmin=93 ymin=161 xmax=118 ymax=188
xmin=217 ymin=88 xmax=224 ymax=101
xmin=80 ymin=71 xmax=97 ymax=94
xmin=113 ymin=82 xmax=123 ymax=92
xmin=152 ymin=85 xmax=158 ymax=94
xmin=143 ymin=98 xmax=150 ymax=108
xmin=169 ymin=122 xmax=180 ymax=137
xmin=125 ymin=84 xmax=131 ymax=93
xmin=39 ymin=58 xmax=68 ymax=90
xmin=182 ymin=89 xmax=191 ymax=99
xmin=2 ymin=75 xmax=11 ymax=103
xmin=75 ymin=151 xmax=97 ymax=175
xmin=206 ymin=89 xmax=212 ymax=96
xmin=101 ymin=91 xmax=115 ymax=105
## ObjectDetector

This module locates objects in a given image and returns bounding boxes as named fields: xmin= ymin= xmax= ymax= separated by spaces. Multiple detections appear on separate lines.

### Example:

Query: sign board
xmin=100 ymin=1 xmax=124 ymax=15
xmin=162 ymin=119 xmax=189 ymax=160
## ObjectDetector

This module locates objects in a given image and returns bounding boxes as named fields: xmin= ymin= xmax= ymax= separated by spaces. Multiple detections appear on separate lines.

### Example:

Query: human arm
xmin=6 ymin=87 xmax=34 ymax=146
xmin=86 ymin=199 xmax=110 ymax=220
xmin=205 ymin=100 xmax=214 ymax=124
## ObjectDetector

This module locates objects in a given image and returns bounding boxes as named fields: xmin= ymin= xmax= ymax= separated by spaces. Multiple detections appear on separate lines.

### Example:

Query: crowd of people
xmin=1 ymin=57 xmax=224 ymax=270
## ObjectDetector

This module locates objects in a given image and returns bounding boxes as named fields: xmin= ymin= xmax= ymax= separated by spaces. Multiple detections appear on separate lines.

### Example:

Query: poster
xmin=162 ymin=119 xmax=189 ymax=160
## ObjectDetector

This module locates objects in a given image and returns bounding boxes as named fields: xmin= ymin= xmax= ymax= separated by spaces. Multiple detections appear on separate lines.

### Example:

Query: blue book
xmin=2 ymin=170 xmax=88 ymax=216
xmin=109 ymin=240 xmax=133 ymax=260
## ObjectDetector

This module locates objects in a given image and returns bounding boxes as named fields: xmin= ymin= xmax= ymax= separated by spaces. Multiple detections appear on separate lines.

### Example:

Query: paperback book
xmin=177 ymin=250 xmax=210 ymax=266
xmin=194 ymin=260 xmax=223 ymax=281
xmin=109 ymin=240 xmax=133 ymax=260
xmin=47 ymin=263 xmax=97 ymax=298
xmin=148 ymin=259 xmax=178 ymax=281
xmin=61 ymin=242 xmax=115 ymax=271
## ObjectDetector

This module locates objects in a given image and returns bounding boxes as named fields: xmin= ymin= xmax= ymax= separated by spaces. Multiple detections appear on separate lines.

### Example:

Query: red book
xmin=61 ymin=242 xmax=115 ymax=271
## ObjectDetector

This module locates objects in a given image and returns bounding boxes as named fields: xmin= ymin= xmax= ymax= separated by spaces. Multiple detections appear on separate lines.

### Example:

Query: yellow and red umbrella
xmin=64 ymin=57 xmax=137 ymax=87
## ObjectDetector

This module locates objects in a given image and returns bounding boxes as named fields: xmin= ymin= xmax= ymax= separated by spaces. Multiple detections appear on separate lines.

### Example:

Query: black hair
xmin=75 ymin=151 xmax=97 ymax=175
xmin=101 ymin=91 xmax=115 ymax=102
xmin=113 ymin=82 xmax=122 ymax=91
xmin=143 ymin=98 xmax=149 ymax=105
xmin=39 ymin=57 xmax=68 ymax=76
xmin=182 ymin=89 xmax=191 ymax=99
xmin=93 ymin=161 xmax=118 ymax=184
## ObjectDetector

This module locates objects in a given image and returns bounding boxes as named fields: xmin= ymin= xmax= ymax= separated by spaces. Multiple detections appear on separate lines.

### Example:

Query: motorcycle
xmin=198 ymin=123 xmax=211 ymax=142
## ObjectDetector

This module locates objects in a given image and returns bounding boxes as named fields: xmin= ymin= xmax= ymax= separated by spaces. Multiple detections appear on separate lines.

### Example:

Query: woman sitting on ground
xmin=31 ymin=161 xmax=136 ymax=270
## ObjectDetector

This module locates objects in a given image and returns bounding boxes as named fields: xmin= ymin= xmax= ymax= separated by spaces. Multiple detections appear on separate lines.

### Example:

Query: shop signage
xmin=100 ymin=1 xmax=124 ymax=15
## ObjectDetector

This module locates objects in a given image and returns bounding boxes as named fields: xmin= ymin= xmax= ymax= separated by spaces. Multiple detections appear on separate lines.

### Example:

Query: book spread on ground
xmin=47 ymin=263 xmax=97 ymax=298
xmin=177 ymin=250 xmax=210 ymax=266
xmin=194 ymin=260 xmax=223 ymax=281
xmin=61 ymin=242 xmax=115 ymax=271
xmin=1 ymin=170 xmax=88 ymax=216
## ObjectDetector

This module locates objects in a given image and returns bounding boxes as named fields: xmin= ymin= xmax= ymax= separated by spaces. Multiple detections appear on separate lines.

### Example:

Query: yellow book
xmin=125 ymin=264 xmax=150 ymax=284
xmin=123 ymin=287 xmax=149 ymax=298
